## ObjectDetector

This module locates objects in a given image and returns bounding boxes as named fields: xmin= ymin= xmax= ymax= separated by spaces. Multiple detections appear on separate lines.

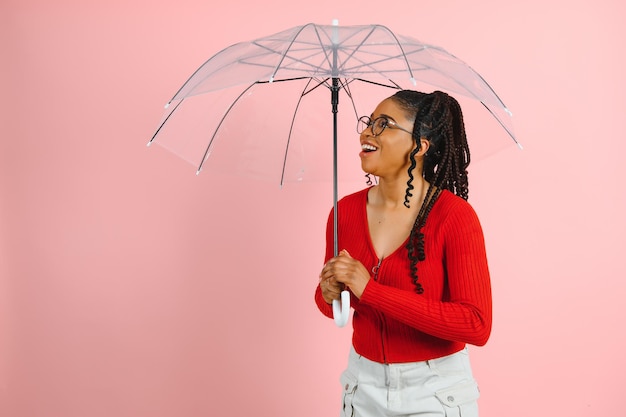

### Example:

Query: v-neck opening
xmin=363 ymin=187 xmax=412 ymax=262
xmin=362 ymin=186 xmax=445 ymax=261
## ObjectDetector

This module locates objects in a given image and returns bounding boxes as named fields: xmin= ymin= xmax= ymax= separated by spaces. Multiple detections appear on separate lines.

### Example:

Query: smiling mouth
xmin=361 ymin=144 xmax=378 ymax=152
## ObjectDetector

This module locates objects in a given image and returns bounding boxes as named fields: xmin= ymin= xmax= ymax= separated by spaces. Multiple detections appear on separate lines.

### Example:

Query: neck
xmin=373 ymin=176 xmax=429 ymax=209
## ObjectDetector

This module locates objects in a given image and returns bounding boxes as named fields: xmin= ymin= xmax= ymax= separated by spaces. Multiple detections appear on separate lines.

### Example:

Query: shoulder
xmin=431 ymin=190 xmax=482 ymax=228
xmin=429 ymin=191 xmax=488 ymax=259
xmin=434 ymin=189 xmax=473 ymax=210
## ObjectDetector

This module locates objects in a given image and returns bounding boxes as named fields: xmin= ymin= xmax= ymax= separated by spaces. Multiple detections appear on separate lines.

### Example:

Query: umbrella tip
xmin=332 ymin=19 xmax=339 ymax=26
xmin=164 ymin=102 xmax=170 ymax=109
xmin=410 ymin=77 xmax=417 ymax=86
xmin=516 ymin=142 xmax=524 ymax=150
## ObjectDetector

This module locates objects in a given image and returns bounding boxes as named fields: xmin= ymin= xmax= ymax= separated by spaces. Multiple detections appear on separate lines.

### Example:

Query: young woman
xmin=315 ymin=90 xmax=492 ymax=417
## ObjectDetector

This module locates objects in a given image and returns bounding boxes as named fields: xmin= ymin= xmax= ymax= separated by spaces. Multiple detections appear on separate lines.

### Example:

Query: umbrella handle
xmin=332 ymin=290 xmax=350 ymax=327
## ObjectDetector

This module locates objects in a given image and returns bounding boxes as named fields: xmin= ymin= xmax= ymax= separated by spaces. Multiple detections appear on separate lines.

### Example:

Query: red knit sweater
xmin=315 ymin=187 xmax=492 ymax=363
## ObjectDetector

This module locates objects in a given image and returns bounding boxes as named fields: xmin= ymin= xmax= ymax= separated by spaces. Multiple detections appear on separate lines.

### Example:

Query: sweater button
xmin=345 ymin=384 xmax=350 ymax=390
xmin=447 ymin=395 xmax=455 ymax=403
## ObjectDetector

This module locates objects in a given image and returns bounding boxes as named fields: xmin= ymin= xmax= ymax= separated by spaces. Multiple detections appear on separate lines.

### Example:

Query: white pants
xmin=340 ymin=347 xmax=480 ymax=417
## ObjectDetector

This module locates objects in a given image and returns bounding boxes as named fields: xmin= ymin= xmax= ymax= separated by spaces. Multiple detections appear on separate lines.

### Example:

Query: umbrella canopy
xmin=148 ymin=22 xmax=519 ymax=326
xmin=150 ymin=22 xmax=519 ymax=176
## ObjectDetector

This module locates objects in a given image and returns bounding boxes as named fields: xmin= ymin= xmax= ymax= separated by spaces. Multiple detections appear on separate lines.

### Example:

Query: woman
xmin=315 ymin=90 xmax=492 ymax=417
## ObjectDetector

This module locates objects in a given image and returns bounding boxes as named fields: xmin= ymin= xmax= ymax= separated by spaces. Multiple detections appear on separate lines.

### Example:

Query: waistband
xmin=347 ymin=345 xmax=472 ymax=388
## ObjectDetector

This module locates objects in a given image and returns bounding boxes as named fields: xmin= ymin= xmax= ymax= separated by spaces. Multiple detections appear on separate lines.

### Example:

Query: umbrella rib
xmin=404 ymin=47 xmax=517 ymax=141
xmin=195 ymin=82 xmax=258 ymax=174
xmin=336 ymin=46 xmax=427 ymax=77
xmin=260 ymin=76 xmax=332 ymax=96
xmin=322 ymin=25 xmax=417 ymax=81
xmin=300 ymin=77 xmax=332 ymax=95
xmin=147 ymin=98 xmax=185 ymax=146
xmin=310 ymin=25 xmax=406 ymax=79
xmin=311 ymin=25 xmax=335 ymax=75
xmin=242 ymin=26 xmax=429 ymax=82
xmin=265 ymin=23 xmax=321 ymax=82
xmin=376 ymin=25 xmax=416 ymax=81
xmin=243 ymin=43 xmax=331 ymax=75
xmin=331 ymin=25 xmax=380 ymax=76
xmin=168 ymin=40 xmax=254 ymax=101
xmin=338 ymin=78 xmax=360 ymax=122
xmin=280 ymin=78 xmax=317 ymax=187
xmin=340 ymin=41 xmax=514 ymax=141
xmin=351 ymin=77 xmax=402 ymax=89
xmin=250 ymin=40 xmax=423 ymax=86
xmin=255 ymin=76 xmax=316 ymax=84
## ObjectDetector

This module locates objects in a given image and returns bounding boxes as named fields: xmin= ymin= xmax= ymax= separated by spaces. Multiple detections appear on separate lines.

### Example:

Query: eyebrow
xmin=370 ymin=113 xmax=398 ymax=122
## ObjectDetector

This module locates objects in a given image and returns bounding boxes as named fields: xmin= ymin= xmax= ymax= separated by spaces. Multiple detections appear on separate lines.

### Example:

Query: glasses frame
xmin=357 ymin=115 xmax=413 ymax=137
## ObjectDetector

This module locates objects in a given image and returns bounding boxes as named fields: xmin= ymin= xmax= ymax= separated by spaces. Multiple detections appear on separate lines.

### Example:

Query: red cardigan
xmin=315 ymin=187 xmax=492 ymax=363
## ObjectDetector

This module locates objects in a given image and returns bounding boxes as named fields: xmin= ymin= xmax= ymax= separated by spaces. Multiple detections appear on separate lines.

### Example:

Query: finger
xmin=323 ymin=277 xmax=344 ymax=293
xmin=321 ymin=259 xmax=336 ymax=274
xmin=326 ymin=258 xmax=346 ymax=272
xmin=320 ymin=275 xmax=337 ymax=288
xmin=321 ymin=280 xmax=341 ymax=299
xmin=319 ymin=267 xmax=333 ymax=280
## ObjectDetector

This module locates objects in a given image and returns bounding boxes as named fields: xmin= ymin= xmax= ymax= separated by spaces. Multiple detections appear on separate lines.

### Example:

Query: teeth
xmin=362 ymin=144 xmax=377 ymax=151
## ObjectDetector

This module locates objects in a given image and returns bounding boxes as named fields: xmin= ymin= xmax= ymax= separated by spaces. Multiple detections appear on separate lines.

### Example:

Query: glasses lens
xmin=372 ymin=117 xmax=389 ymax=136
xmin=357 ymin=116 xmax=392 ymax=136
xmin=357 ymin=116 xmax=371 ymax=134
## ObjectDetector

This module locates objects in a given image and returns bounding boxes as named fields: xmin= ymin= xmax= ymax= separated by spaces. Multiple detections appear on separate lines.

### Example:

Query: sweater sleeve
xmin=358 ymin=202 xmax=492 ymax=346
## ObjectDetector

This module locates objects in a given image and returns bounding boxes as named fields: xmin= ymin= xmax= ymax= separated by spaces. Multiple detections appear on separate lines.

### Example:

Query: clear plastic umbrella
xmin=148 ymin=21 xmax=520 ymax=327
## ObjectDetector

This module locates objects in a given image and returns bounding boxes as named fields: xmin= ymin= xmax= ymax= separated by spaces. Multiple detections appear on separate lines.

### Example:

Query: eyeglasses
xmin=357 ymin=116 xmax=413 ymax=137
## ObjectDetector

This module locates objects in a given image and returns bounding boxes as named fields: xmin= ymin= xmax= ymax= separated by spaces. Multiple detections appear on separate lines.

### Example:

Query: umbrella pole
xmin=331 ymin=78 xmax=339 ymax=258
xmin=331 ymin=77 xmax=350 ymax=327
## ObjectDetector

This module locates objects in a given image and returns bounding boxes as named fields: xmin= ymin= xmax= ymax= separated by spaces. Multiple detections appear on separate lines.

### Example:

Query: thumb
xmin=339 ymin=249 xmax=352 ymax=258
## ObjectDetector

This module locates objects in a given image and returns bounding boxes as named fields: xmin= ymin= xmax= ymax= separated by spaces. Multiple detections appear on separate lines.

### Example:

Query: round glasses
xmin=357 ymin=116 xmax=413 ymax=137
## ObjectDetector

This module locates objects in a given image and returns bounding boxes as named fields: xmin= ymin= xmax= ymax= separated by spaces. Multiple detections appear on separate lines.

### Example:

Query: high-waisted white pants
xmin=340 ymin=346 xmax=480 ymax=417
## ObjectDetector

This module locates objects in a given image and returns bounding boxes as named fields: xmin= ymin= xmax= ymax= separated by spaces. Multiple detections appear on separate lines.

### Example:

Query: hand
xmin=319 ymin=250 xmax=370 ymax=299
xmin=318 ymin=274 xmax=343 ymax=304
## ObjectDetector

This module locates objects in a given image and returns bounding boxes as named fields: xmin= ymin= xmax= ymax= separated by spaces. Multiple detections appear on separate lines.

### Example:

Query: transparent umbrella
xmin=148 ymin=21 xmax=520 ymax=327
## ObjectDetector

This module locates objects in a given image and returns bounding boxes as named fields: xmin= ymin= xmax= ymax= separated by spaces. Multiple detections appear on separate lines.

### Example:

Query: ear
xmin=415 ymin=137 xmax=430 ymax=157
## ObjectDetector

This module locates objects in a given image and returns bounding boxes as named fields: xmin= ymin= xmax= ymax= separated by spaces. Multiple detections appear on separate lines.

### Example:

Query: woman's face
xmin=359 ymin=98 xmax=418 ymax=179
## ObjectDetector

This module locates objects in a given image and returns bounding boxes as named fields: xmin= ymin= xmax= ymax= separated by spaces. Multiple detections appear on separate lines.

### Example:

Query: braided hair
xmin=391 ymin=90 xmax=471 ymax=294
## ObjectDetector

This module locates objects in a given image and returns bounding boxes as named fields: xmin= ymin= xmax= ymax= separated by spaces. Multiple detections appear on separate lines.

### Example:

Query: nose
xmin=360 ymin=129 xmax=373 ymax=140
xmin=359 ymin=123 xmax=373 ymax=136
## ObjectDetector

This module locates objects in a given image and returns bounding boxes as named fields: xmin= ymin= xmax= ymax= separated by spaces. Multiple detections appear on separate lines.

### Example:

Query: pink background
xmin=2 ymin=1 xmax=625 ymax=416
